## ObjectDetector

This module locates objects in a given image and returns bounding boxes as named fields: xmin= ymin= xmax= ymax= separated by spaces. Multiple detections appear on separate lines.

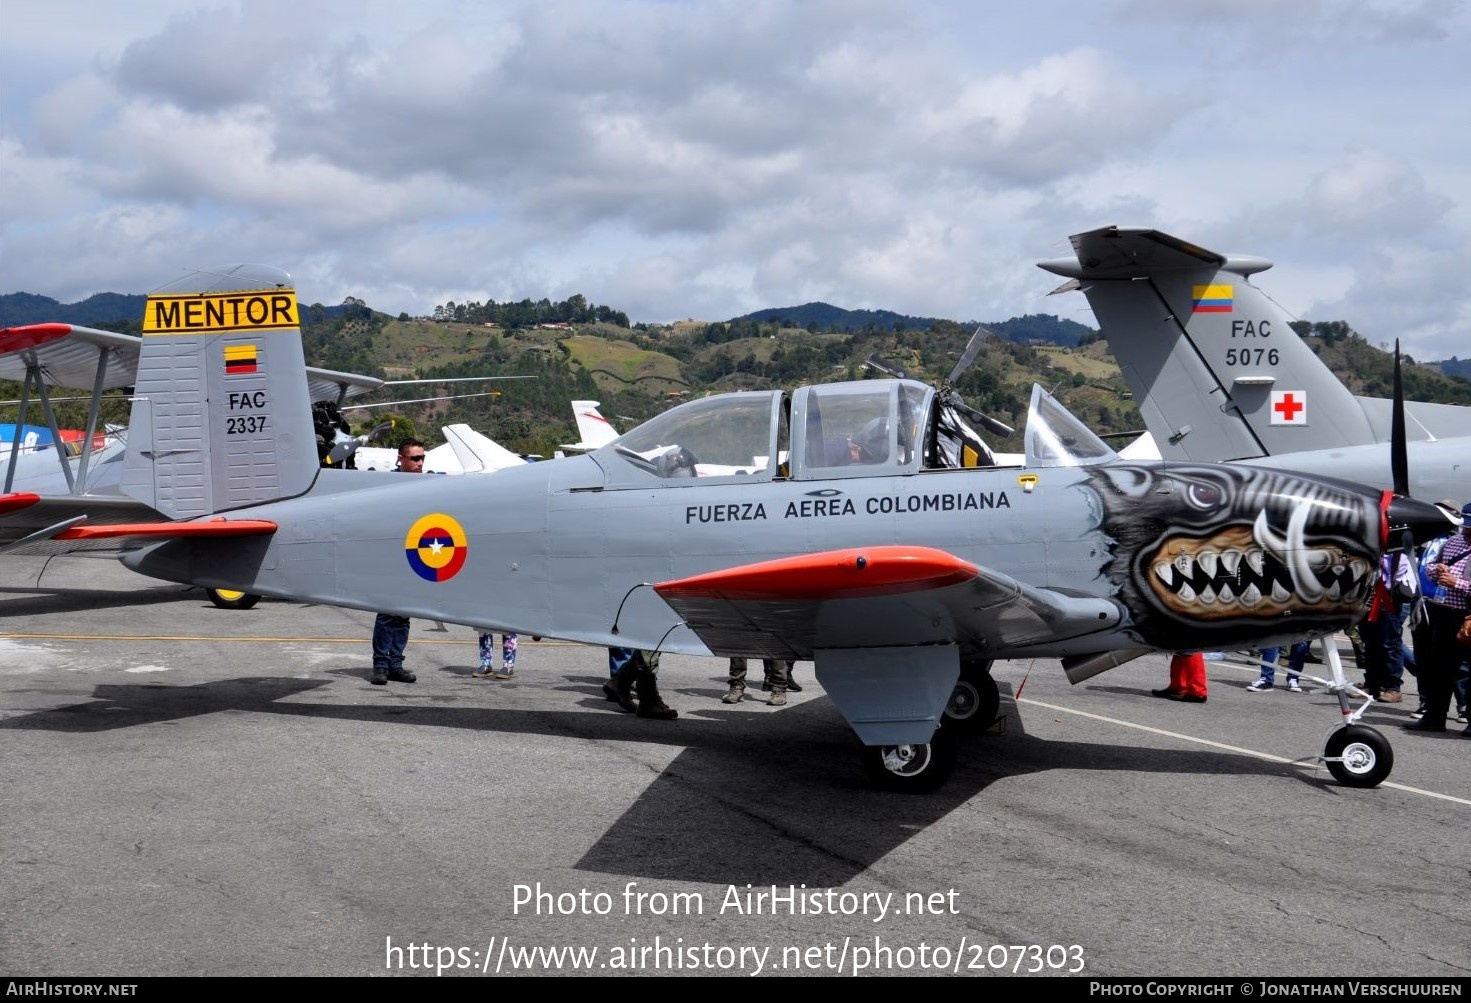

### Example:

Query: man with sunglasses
xmin=371 ymin=440 xmax=427 ymax=685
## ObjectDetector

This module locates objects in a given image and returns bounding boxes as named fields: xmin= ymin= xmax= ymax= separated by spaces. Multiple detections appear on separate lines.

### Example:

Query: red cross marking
xmin=1275 ymin=393 xmax=1304 ymax=421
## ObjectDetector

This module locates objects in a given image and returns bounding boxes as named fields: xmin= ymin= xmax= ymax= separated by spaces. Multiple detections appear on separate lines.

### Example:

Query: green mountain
xmin=5 ymin=286 xmax=1468 ymax=462
xmin=733 ymin=302 xmax=1094 ymax=345
xmin=0 ymin=291 xmax=148 ymax=328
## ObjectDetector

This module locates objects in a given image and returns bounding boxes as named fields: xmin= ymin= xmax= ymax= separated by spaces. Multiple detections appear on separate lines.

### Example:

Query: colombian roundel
xmin=404 ymin=513 xmax=468 ymax=582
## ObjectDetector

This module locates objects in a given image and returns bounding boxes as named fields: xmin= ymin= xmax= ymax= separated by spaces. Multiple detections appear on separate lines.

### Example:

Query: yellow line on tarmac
xmin=1017 ymin=696 xmax=1471 ymax=807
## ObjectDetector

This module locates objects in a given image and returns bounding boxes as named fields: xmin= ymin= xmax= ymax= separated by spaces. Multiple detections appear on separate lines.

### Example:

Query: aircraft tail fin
xmin=565 ymin=400 xmax=619 ymax=451
xmin=442 ymin=423 xmax=527 ymax=473
xmin=121 ymin=266 xmax=319 ymax=518
xmin=1038 ymin=226 xmax=1375 ymax=462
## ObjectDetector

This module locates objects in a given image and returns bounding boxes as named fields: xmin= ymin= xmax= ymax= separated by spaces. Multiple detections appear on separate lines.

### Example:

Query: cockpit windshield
xmin=1023 ymin=384 xmax=1116 ymax=467
xmin=594 ymin=379 xmax=1113 ymax=487
xmin=600 ymin=391 xmax=782 ymax=482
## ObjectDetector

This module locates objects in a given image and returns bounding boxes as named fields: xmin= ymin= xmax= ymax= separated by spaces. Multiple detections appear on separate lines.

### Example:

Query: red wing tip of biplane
xmin=0 ymin=492 xmax=43 ymax=515
xmin=0 ymin=323 xmax=73 ymax=352
xmin=653 ymin=546 xmax=979 ymax=601
xmin=53 ymin=519 xmax=278 ymax=541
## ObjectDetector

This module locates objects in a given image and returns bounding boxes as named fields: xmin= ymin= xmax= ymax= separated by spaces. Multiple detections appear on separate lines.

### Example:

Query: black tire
xmin=206 ymin=588 xmax=261 ymax=610
xmin=1323 ymin=724 xmax=1393 ymax=788
xmin=943 ymin=659 xmax=999 ymax=733
xmin=860 ymin=728 xmax=956 ymax=794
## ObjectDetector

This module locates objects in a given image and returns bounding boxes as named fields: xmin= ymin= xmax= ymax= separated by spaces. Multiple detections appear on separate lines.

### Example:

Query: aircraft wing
xmin=0 ymin=324 xmax=383 ymax=402
xmin=0 ymin=323 xmax=142 ymax=390
xmin=303 ymin=365 xmax=385 ymax=404
xmin=653 ymin=546 xmax=1123 ymax=661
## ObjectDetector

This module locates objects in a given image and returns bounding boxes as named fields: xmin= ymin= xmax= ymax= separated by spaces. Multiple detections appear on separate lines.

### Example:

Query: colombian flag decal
xmin=1191 ymin=284 xmax=1234 ymax=314
xmin=404 ymin=513 xmax=468 ymax=582
xmin=224 ymin=343 xmax=259 ymax=375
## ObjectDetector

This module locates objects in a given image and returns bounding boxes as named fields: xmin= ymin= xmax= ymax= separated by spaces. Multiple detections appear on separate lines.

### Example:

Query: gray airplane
xmin=0 ymin=265 xmax=1457 ymax=792
xmin=1038 ymin=226 xmax=1471 ymax=503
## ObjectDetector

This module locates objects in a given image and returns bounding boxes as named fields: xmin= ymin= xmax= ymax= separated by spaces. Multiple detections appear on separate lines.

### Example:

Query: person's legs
xmin=493 ymin=634 xmax=518 ymax=678
xmin=373 ymin=614 xmax=411 ymax=683
xmin=1159 ymin=653 xmax=1207 ymax=701
xmin=1283 ymin=641 xmax=1309 ymax=691
xmin=1379 ymin=606 xmax=1407 ymax=700
xmin=1178 ymin=652 xmax=1207 ymax=699
xmin=724 ymin=657 xmax=748 ymax=703
xmin=635 ymin=650 xmax=677 ymax=720
xmin=762 ymin=658 xmax=789 ymax=706
xmin=1406 ymin=605 xmax=1458 ymax=730
xmin=1247 ymin=647 xmax=1278 ymax=690
xmin=475 ymin=633 xmax=495 ymax=676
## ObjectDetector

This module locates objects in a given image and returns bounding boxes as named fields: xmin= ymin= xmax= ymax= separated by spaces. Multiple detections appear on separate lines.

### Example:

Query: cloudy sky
xmin=2 ymin=0 xmax=1468 ymax=361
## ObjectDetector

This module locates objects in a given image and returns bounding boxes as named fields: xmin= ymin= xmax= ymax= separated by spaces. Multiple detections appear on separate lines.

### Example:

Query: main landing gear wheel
xmin=1323 ymin=724 xmax=1393 ymax=788
xmin=943 ymin=660 xmax=999 ymax=734
xmin=206 ymin=588 xmax=261 ymax=610
xmin=861 ymin=729 xmax=956 ymax=793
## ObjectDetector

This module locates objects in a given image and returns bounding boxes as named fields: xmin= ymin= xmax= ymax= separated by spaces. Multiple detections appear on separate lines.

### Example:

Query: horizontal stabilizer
xmin=54 ymin=518 xmax=276 ymax=541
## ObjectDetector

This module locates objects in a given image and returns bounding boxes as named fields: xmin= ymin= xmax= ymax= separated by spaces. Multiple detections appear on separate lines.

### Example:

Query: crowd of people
xmin=1153 ymin=500 xmax=1471 ymax=738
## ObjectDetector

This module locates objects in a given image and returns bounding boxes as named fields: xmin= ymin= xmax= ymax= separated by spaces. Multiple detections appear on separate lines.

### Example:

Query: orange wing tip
xmin=654 ymin=546 xmax=979 ymax=601
xmin=0 ymin=323 xmax=72 ymax=353
xmin=0 ymin=493 xmax=42 ymax=515
xmin=54 ymin=520 xmax=278 ymax=541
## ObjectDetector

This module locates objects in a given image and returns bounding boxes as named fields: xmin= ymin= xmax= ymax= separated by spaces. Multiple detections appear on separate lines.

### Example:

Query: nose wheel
xmin=1322 ymin=724 xmax=1393 ymax=788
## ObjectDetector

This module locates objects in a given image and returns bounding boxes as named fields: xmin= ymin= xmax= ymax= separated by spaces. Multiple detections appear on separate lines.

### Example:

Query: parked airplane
xmin=1 ymin=265 xmax=1454 ymax=792
xmin=353 ymin=424 xmax=528 ymax=474
xmin=1037 ymin=226 xmax=1471 ymax=502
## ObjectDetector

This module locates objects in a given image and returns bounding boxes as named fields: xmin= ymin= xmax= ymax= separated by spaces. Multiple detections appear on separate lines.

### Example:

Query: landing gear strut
xmin=1312 ymin=635 xmax=1394 ymax=788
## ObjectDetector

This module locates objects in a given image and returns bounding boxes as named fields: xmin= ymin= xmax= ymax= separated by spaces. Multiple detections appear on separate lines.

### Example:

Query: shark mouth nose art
xmin=1147 ymin=516 xmax=1372 ymax=620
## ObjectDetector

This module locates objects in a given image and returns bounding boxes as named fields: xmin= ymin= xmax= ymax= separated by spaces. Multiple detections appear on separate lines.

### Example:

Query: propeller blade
xmin=1391 ymin=339 xmax=1409 ymax=496
xmin=947 ymin=325 xmax=993 ymax=385
xmin=949 ymin=396 xmax=1015 ymax=438
xmin=864 ymin=354 xmax=907 ymax=379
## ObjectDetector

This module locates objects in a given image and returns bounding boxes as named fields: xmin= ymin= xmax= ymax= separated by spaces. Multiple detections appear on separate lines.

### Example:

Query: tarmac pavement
xmin=1 ymin=555 xmax=1467 ymax=977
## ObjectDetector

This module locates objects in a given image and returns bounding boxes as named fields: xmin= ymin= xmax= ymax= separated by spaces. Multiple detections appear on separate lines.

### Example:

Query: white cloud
xmin=0 ymin=0 xmax=1467 ymax=360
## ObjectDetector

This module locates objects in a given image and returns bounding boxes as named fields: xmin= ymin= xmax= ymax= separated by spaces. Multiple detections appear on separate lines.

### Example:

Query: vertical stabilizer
xmin=1039 ymin=227 xmax=1376 ymax=462
xmin=569 ymin=400 xmax=619 ymax=450
xmin=442 ymin=424 xmax=527 ymax=473
xmin=122 ymin=266 xmax=318 ymax=518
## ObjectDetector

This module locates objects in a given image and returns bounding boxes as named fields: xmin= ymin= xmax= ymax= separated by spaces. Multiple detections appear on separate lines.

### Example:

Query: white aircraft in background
xmin=559 ymin=400 xmax=620 ymax=452
xmin=353 ymin=424 xmax=528 ymax=474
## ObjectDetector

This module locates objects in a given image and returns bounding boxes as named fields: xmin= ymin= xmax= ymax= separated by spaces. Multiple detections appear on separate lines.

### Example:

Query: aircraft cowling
xmin=1083 ymin=463 xmax=1385 ymax=653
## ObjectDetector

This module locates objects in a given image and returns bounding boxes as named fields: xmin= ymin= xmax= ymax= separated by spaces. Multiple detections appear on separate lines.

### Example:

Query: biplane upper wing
xmin=0 ymin=321 xmax=359 ymax=555
xmin=0 ymin=323 xmax=384 ymax=402
xmin=0 ymin=323 xmax=142 ymax=390
xmin=653 ymin=545 xmax=1125 ymax=661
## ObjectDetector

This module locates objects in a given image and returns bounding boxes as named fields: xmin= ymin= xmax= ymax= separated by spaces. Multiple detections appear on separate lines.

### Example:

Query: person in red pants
xmin=1152 ymin=652 xmax=1208 ymax=703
